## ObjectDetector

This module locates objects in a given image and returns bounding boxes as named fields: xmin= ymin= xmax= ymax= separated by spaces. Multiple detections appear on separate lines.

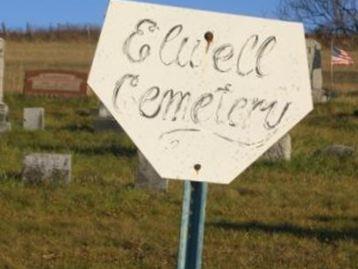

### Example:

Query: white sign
xmin=89 ymin=0 xmax=313 ymax=184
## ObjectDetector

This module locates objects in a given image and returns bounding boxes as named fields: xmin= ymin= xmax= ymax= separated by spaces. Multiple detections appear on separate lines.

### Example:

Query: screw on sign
xmin=88 ymin=1 xmax=313 ymax=268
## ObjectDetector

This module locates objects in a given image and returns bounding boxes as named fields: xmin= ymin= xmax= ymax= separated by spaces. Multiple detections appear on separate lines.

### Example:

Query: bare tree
xmin=277 ymin=0 xmax=358 ymax=34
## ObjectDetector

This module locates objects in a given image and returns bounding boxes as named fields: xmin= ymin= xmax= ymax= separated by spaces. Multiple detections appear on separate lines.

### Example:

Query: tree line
xmin=0 ymin=23 xmax=100 ymax=42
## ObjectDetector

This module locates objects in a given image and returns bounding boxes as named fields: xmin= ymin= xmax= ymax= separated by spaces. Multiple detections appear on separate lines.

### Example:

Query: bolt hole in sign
xmin=88 ymin=0 xmax=313 ymax=184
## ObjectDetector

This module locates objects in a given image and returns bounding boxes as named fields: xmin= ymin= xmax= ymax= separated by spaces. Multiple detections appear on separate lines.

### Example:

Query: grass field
xmin=0 ymin=41 xmax=357 ymax=268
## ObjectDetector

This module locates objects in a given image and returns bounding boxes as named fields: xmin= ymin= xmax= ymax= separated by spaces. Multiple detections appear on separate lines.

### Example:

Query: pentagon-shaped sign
xmin=88 ymin=0 xmax=313 ymax=184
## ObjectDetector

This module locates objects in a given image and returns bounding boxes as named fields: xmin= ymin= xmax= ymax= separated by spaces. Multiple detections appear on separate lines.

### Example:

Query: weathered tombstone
xmin=136 ymin=150 xmax=168 ymax=191
xmin=306 ymin=39 xmax=328 ymax=103
xmin=95 ymin=103 xmax=161 ymax=191
xmin=0 ymin=38 xmax=4 ymax=101
xmin=0 ymin=38 xmax=11 ymax=133
xmin=93 ymin=103 xmax=123 ymax=132
xmin=23 ymin=107 xmax=45 ymax=130
xmin=98 ymin=103 xmax=112 ymax=118
xmin=0 ymin=102 xmax=11 ymax=132
xmin=315 ymin=144 xmax=355 ymax=158
xmin=261 ymin=134 xmax=292 ymax=161
xmin=23 ymin=70 xmax=88 ymax=97
xmin=311 ymin=87 xmax=329 ymax=103
xmin=22 ymin=153 xmax=72 ymax=184
xmin=306 ymin=39 xmax=323 ymax=89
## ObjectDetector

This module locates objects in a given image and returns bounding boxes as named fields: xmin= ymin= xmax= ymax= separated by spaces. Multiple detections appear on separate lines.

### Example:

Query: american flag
xmin=331 ymin=47 xmax=354 ymax=65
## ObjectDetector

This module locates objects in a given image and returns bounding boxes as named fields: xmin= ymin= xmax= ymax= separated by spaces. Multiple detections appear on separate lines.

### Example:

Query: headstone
xmin=311 ymin=88 xmax=329 ymax=103
xmin=136 ymin=150 xmax=168 ymax=191
xmin=93 ymin=103 xmax=123 ymax=132
xmin=315 ymin=144 xmax=355 ymax=158
xmin=23 ymin=70 xmax=88 ymax=97
xmin=0 ymin=38 xmax=11 ymax=133
xmin=0 ymin=102 xmax=11 ymax=132
xmin=23 ymin=107 xmax=45 ymax=130
xmin=306 ymin=39 xmax=328 ymax=103
xmin=98 ymin=103 xmax=112 ymax=118
xmin=306 ymin=39 xmax=323 ymax=90
xmin=260 ymin=134 xmax=291 ymax=161
xmin=0 ymin=38 xmax=4 ymax=101
xmin=22 ymin=153 xmax=72 ymax=184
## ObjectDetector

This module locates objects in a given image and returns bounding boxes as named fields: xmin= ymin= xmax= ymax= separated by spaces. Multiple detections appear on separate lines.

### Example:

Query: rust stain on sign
xmin=204 ymin=31 xmax=214 ymax=53
xmin=194 ymin=164 xmax=202 ymax=175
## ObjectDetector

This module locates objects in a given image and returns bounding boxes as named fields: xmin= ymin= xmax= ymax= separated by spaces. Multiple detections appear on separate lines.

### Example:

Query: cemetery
xmin=0 ymin=1 xmax=357 ymax=268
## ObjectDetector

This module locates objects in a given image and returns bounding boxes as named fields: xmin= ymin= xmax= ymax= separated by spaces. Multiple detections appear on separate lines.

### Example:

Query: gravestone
xmin=0 ymin=102 xmax=11 ymax=132
xmin=98 ymin=103 xmax=112 ymax=118
xmin=93 ymin=103 xmax=123 ymax=132
xmin=0 ymin=38 xmax=4 ymax=101
xmin=22 ymin=153 xmax=72 ymax=184
xmin=23 ymin=107 xmax=45 ymax=130
xmin=306 ymin=39 xmax=328 ymax=103
xmin=261 ymin=134 xmax=291 ymax=161
xmin=315 ymin=144 xmax=355 ymax=158
xmin=23 ymin=70 xmax=88 ymax=97
xmin=136 ymin=150 xmax=168 ymax=191
xmin=0 ymin=38 xmax=11 ymax=133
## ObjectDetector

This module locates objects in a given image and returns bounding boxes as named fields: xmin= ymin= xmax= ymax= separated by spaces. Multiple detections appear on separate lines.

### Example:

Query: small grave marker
xmin=306 ymin=39 xmax=328 ymax=103
xmin=136 ymin=150 xmax=168 ymax=191
xmin=24 ymin=70 xmax=88 ymax=97
xmin=98 ymin=103 xmax=112 ymax=118
xmin=22 ymin=153 xmax=72 ymax=184
xmin=93 ymin=103 xmax=123 ymax=132
xmin=261 ymin=134 xmax=291 ymax=161
xmin=89 ymin=1 xmax=313 ymax=268
xmin=23 ymin=107 xmax=45 ymax=130
xmin=0 ymin=102 xmax=11 ymax=132
xmin=0 ymin=38 xmax=4 ymax=101
xmin=306 ymin=39 xmax=323 ymax=90
xmin=0 ymin=38 xmax=11 ymax=133
xmin=315 ymin=144 xmax=355 ymax=158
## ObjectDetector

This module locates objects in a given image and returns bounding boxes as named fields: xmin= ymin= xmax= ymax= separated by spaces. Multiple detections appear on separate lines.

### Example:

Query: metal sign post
xmin=177 ymin=181 xmax=208 ymax=269
xmin=89 ymin=1 xmax=313 ymax=268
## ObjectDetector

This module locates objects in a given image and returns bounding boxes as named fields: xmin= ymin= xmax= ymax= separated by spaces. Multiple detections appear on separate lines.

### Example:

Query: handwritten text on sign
xmin=89 ymin=0 xmax=313 ymax=183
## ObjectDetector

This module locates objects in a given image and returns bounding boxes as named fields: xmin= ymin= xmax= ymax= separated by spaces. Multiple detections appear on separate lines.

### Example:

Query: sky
xmin=0 ymin=0 xmax=281 ymax=29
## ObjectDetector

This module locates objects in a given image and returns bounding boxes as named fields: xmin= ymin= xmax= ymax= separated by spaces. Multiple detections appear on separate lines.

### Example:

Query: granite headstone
xmin=23 ymin=107 xmax=45 ymax=130
xmin=93 ymin=103 xmax=122 ymax=132
xmin=306 ymin=39 xmax=328 ymax=103
xmin=0 ymin=38 xmax=4 ymax=101
xmin=261 ymin=134 xmax=292 ymax=162
xmin=315 ymin=144 xmax=355 ymax=158
xmin=24 ymin=70 xmax=88 ymax=97
xmin=22 ymin=153 xmax=72 ymax=184
xmin=0 ymin=38 xmax=11 ymax=132
xmin=136 ymin=150 xmax=168 ymax=191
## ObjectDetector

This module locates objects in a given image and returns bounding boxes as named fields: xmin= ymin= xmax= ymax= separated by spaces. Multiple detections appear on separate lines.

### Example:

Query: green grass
xmin=0 ymin=92 xmax=357 ymax=269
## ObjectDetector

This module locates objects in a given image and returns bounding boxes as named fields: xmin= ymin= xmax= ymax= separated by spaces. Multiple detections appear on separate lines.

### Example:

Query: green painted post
xmin=177 ymin=181 xmax=208 ymax=269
